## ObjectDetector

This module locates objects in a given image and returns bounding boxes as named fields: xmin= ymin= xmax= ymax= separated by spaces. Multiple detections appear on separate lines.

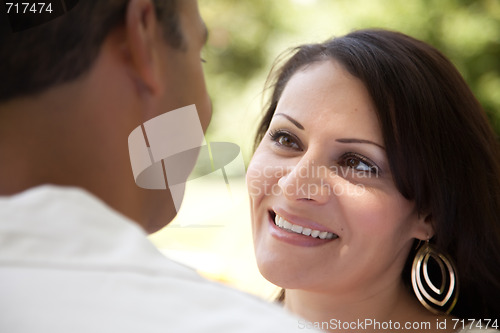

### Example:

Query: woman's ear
xmin=412 ymin=213 xmax=435 ymax=241
xmin=125 ymin=0 xmax=163 ymax=96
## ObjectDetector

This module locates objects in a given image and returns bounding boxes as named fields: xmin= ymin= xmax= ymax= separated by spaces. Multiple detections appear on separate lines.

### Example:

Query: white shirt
xmin=0 ymin=185 xmax=313 ymax=332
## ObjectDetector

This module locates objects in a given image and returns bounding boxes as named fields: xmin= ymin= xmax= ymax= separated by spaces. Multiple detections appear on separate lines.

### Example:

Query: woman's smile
xmin=267 ymin=209 xmax=339 ymax=247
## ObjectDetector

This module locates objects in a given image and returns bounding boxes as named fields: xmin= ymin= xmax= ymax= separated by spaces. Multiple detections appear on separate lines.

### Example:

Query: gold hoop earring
xmin=411 ymin=241 xmax=459 ymax=314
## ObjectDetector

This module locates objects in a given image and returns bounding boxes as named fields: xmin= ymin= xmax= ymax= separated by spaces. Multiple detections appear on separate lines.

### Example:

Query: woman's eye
xmin=277 ymin=135 xmax=297 ymax=148
xmin=269 ymin=130 xmax=301 ymax=150
xmin=346 ymin=158 xmax=371 ymax=171
xmin=339 ymin=153 xmax=379 ymax=175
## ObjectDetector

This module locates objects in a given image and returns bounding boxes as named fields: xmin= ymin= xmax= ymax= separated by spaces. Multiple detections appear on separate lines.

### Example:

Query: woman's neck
xmin=284 ymin=282 xmax=453 ymax=333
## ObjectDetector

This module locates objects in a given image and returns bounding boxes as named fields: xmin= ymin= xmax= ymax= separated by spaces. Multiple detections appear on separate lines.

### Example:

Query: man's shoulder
xmin=145 ymin=267 xmax=307 ymax=331
xmin=0 ymin=186 xmax=316 ymax=332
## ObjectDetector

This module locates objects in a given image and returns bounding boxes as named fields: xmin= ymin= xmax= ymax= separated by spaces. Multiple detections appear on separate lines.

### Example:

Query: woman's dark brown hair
xmin=255 ymin=29 xmax=500 ymax=319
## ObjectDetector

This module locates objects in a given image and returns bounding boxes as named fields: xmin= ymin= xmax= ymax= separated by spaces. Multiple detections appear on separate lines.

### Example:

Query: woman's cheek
xmin=246 ymin=160 xmax=266 ymax=199
xmin=340 ymin=189 xmax=388 ymax=233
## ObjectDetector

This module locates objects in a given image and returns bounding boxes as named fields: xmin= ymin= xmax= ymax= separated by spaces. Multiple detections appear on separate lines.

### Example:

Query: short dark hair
xmin=256 ymin=29 xmax=500 ymax=319
xmin=0 ymin=0 xmax=181 ymax=102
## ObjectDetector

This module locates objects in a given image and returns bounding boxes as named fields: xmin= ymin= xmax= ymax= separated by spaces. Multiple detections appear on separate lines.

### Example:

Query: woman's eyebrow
xmin=336 ymin=138 xmax=385 ymax=150
xmin=273 ymin=113 xmax=304 ymax=130
xmin=272 ymin=114 xmax=384 ymax=149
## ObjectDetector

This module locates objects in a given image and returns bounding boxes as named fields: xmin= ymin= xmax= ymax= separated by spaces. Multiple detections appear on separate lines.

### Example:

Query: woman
xmin=246 ymin=29 xmax=500 ymax=331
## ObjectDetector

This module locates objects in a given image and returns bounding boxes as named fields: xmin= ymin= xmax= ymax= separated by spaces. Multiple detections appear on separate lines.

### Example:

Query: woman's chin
xmin=255 ymin=257 xmax=310 ymax=290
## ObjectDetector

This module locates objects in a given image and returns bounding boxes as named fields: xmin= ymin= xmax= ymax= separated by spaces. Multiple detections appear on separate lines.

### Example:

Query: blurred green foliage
xmin=199 ymin=0 xmax=500 ymax=163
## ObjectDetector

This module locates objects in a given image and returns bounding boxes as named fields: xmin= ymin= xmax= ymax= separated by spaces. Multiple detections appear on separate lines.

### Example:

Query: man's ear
xmin=412 ymin=213 xmax=435 ymax=241
xmin=125 ymin=0 xmax=163 ymax=95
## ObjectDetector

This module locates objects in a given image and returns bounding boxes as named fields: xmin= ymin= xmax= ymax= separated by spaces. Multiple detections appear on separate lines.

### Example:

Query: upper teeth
xmin=274 ymin=214 xmax=338 ymax=240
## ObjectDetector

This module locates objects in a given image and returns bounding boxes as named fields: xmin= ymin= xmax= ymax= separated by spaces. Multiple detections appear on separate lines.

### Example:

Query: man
xmin=0 ymin=1 xmax=313 ymax=331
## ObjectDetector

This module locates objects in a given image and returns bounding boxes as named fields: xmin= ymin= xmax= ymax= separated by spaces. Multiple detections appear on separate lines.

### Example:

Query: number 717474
xmin=6 ymin=2 xmax=53 ymax=14
xmin=452 ymin=319 xmax=499 ymax=330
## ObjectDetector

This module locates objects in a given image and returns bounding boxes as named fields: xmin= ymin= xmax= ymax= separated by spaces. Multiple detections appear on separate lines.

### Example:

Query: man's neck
xmin=0 ymin=78 xmax=144 ymax=226
xmin=0 ymin=81 xmax=84 ymax=191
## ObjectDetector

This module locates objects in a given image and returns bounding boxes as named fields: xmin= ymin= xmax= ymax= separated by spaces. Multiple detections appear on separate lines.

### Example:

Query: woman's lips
xmin=267 ymin=210 xmax=339 ymax=247
xmin=274 ymin=213 xmax=338 ymax=239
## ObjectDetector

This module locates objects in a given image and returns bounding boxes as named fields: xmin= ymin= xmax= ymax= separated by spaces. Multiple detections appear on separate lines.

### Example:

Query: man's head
xmin=0 ymin=0 xmax=182 ymax=102
xmin=0 ymin=0 xmax=212 ymax=233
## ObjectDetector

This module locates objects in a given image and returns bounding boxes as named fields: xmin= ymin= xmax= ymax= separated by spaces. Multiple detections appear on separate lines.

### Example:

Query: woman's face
xmin=247 ymin=60 xmax=432 ymax=296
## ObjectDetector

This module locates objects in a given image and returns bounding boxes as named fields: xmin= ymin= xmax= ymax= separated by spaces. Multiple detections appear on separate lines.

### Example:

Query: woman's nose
xmin=277 ymin=155 xmax=332 ymax=204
